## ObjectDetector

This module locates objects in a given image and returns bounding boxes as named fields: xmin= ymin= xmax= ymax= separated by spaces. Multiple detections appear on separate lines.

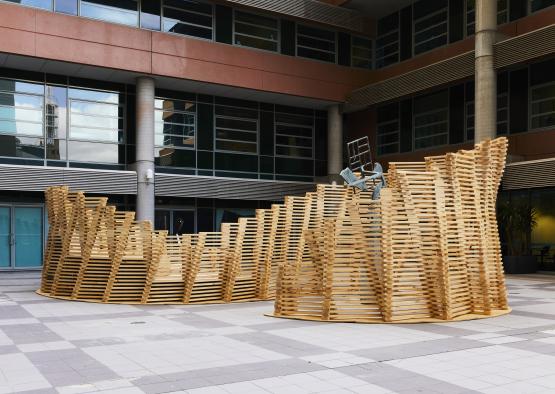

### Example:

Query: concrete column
xmin=474 ymin=0 xmax=497 ymax=142
xmin=135 ymin=77 xmax=155 ymax=223
xmin=327 ymin=104 xmax=343 ymax=183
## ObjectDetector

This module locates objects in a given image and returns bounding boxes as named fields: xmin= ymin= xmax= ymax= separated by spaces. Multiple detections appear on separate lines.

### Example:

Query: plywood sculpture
xmin=39 ymin=138 xmax=511 ymax=323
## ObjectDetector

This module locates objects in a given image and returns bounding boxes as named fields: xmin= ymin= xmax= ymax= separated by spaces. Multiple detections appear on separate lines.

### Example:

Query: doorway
xmin=0 ymin=205 xmax=44 ymax=270
xmin=155 ymin=209 xmax=195 ymax=235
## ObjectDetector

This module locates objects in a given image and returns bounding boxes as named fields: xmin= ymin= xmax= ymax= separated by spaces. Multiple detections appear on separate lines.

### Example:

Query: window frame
xmin=375 ymin=103 xmax=400 ymax=156
xmin=412 ymin=90 xmax=450 ymax=151
xmin=351 ymin=35 xmax=373 ymax=70
xmin=295 ymin=23 xmax=338 ymax=64
xmin=154 ymin=96 xmax=197 ymax=151
xmin=213 ymin=103 xmax=259 ymax=155
xmin=274 ymin=111 xmax=314 ymax=160
xmin=161 ymin=0 xmax=215 ymax=42
xmin=529 ymin=80 xmax=555 ymax=131
xmin=232 ymin=8 xmax=280 ymax=53
xmin=412 ymin=3 xmax=449 ymax=56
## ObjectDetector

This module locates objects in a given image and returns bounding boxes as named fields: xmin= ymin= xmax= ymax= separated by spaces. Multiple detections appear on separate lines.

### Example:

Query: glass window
xmin=55 ymin=0 xmax=77 ymax=14
xmin=377 ymin=103 xmax=400 ymax=155
xmin=275 ymin=112 xmax=313 ymax=159
xmin=414 ymin=0 xmax=448 ymax=55
xmin=497 ymin=72 xmax=509 ymax=135
xmin=296 ymin=24 xmax=336 ymax=63
xmin=4 ymin=0 xmax=52 ymax=10
xmin=141 ymin=0 xmax=161 ymax=30
xmin=0 ymin=80 xmax=43 ymax=139
xmin=530 ymin=0 xmax=555 ymax=13
xmin=155 ymin=97 xmax=196 ymax=149
xmin=375 ymin=12 xmax=399 ymax=68
xmin=80 ymin=0 xmax=138 ymax=26
xmin=0 ymin=135 xmax=44 ymax=159
xmin=163 ymin=0 xmax=213 ymax=40
xmin=234 ymin=10 xmax=278 ymax=52
xmin=68 ymin=140 xmax=121 ymax=164
xmin=215 ymin=104 xmax=258 ymax=154
xmin=351 ymin=36 xmax=372 ymax=69
xmin=466 ymin=0 xmax=509 ymax=36
xmin=413 ymin=90 xmax=449 ymax=149
xmin=69 ymin=88 xmax=123 ymax=143
xmin=530 ymin=82 xmax=555 ymax=129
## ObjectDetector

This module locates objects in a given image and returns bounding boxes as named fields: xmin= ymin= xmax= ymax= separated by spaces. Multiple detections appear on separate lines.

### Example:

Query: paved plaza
xmin=1 ymin=273 xmax=555 ymax=394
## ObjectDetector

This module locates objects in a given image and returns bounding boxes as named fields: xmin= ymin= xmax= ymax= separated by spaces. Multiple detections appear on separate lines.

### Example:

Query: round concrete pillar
xmin=474 ymin=0 xmax=497 ymax=142
xmin=135 ymin=77 xmax=155 ymax=223
xmin=327 ymin=104 xmax=343 ymax=183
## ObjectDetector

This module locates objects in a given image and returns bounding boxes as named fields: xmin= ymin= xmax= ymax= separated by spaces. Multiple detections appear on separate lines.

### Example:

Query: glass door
xmin=0 ymin=207 xmax=10 ymax=268
xmin=14 ymin=207 xmax=43 ymax=268
xmin=0 ymin=205 xmax=44 ymax=269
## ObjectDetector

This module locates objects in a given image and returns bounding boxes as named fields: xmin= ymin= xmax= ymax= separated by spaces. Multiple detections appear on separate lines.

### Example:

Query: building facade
xmin=0 ymin=0 xmax=553 ymax=270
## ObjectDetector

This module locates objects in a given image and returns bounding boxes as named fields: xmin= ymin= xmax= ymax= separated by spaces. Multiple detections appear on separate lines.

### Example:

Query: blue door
xmin=14 ymin=207 xmax=43 ymax=268
xmin=0 ymin=207 xmax=10 ymax=268
xmin=0 ymin=206 xmax=43 ymax=269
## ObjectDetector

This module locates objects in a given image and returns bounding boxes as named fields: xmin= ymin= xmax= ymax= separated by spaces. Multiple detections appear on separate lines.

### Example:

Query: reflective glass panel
xmin=80 ymin=0 xmax=138 ymax=26
xmin=0 ymin=135 xmax=44 ymax=159
xmin=413 ymin=90 xmax=449 ymax=149
xmin=0 ymin=207 xmax=9 ymax=268
xmin=163 ymin=0 xmax=213 ymax=39
xmin=234 ymin=10 xmax=278 ymax=52
xmin=4 ymin=0 xmax=52 ymax=10
xmin=68 ymin=141 xmax=121 ymax=163
xmin=14 ymin=207 xmax=43 ymax=268
xmin=296 ymin=24 xmax=336 ymax=63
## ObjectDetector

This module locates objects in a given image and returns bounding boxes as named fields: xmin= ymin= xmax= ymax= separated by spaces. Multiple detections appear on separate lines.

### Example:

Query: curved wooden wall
xmin=39 ymin=138 xmax=510 ymax=323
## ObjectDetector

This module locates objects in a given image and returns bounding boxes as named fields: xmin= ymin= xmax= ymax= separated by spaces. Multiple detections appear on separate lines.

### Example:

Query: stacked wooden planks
xmin=275 ymin=137 xmax=510 ymax=322
xmin=39 ymin=138 xmax=510 ymax=323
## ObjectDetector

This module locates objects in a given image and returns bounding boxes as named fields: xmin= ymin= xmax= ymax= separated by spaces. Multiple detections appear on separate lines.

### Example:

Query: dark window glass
xmin=275 ymin=157 xmax=313 ymax=176
xmin=215 ymin=152 xmax=258 ymax=172
xmin=377 ymin=102 xmax=399 ymax=155
xmin=80 ymin=0 xmax=139 ymax=26
xmin=55 ymin=0 xmax=77 ymax=14
xmin=296 ymin=24 xmax=336 ymax=63
xmin=275 ymin=112 xmax=313 ymax=159
xmin=280 ymin=19 xmax=296 ymax=56
xmin=215 ymin=104 xmax=258 ymax=154
xmin=4 ymin=0 xmax=52 ymax=10
xmin=530 ymin=0 xmax=555 ymax=12
xmin=46 ymin=139 xmax=66 ymax=160
xmin=154 ymin=147 xmax=195 ymax=167
xmin=215 ymin=4 xmax=232 ymax=44
xmin=531 ymin=83 xmax=555 ymax=129
xmin=0 ymin=135 xmax=44 ymax=160
xmin=400 ymin=6 xmax=412 ymax=60
xmin=449 ymin=84 xmax=465 ymax=144
xmin=163 ymin=0 xmax=213 ymax=39
xmin=413 ymin=0 xmax=448 ymax=55
xmin=259 ymin=110 xmax=274 ymax=156
xmin=351 ymin=36 xmax=372 ymax=69
xmin=509 ymin=68 xmax=528 ymax=133
xmin=413 ymin=90 xmax=449 ymax=149
xmin=234 ymin=10 xmax=278 ymax=52
xmin=141 ymin=0 xmax=161 ymax=30
xmin=155 ymin=97 xmax=195 ymax=149
xmin=376 ymin=12 xmax=399 ymax=68
xmin=197 ymin=150 xmax=212 ymax=169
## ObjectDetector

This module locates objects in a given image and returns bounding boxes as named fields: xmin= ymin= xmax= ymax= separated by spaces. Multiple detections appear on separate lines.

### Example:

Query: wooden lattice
xmin=38 ymin=138 xmax=510 ymax=323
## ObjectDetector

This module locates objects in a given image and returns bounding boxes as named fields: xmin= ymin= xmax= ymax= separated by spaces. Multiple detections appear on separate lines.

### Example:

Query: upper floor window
xmin=0 ymin=79 xmax=44 ymax=139
xmin=155 ymin=97 xmax=196 ymax=149
xmin=234 ymin=10 xmax=278 ymax=52
xmin=68 ymin=88 xmax=122 ymax=145
xmin=4 ymin=0 xmax=52 ymax=10
xmin=215 ymin=100 xmax=258 ymax=154
xmin=80 ymin=0 xmax=138 ymax=27
xmin=413 ymin=90 xmax=449 ymax=149
xmin=351 ymin=36 xmax=373 ymax=69
xmin=376 ymin=102 xmax=400 ymax=155
xmin=296 ymin=24 xmax=336 ymax=63
xmin=274 ymin=112 xmax=313 ymax=159
xmin=375 ymin=12 xmax=399 ymax=69
xmin=530 ymin=82 xmax=555 ymax=129
xmin=529 ymin=0 xmax=555 ymax=13
xmin=413 ymin=0 xmax=448 ymax=55
xmin=163 ymin=0 xmax=213 ymax=40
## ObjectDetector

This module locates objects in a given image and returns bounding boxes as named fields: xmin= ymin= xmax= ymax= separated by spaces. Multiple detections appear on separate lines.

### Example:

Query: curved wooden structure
xmin=39 ymin=138 xmax=510 ymax=323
